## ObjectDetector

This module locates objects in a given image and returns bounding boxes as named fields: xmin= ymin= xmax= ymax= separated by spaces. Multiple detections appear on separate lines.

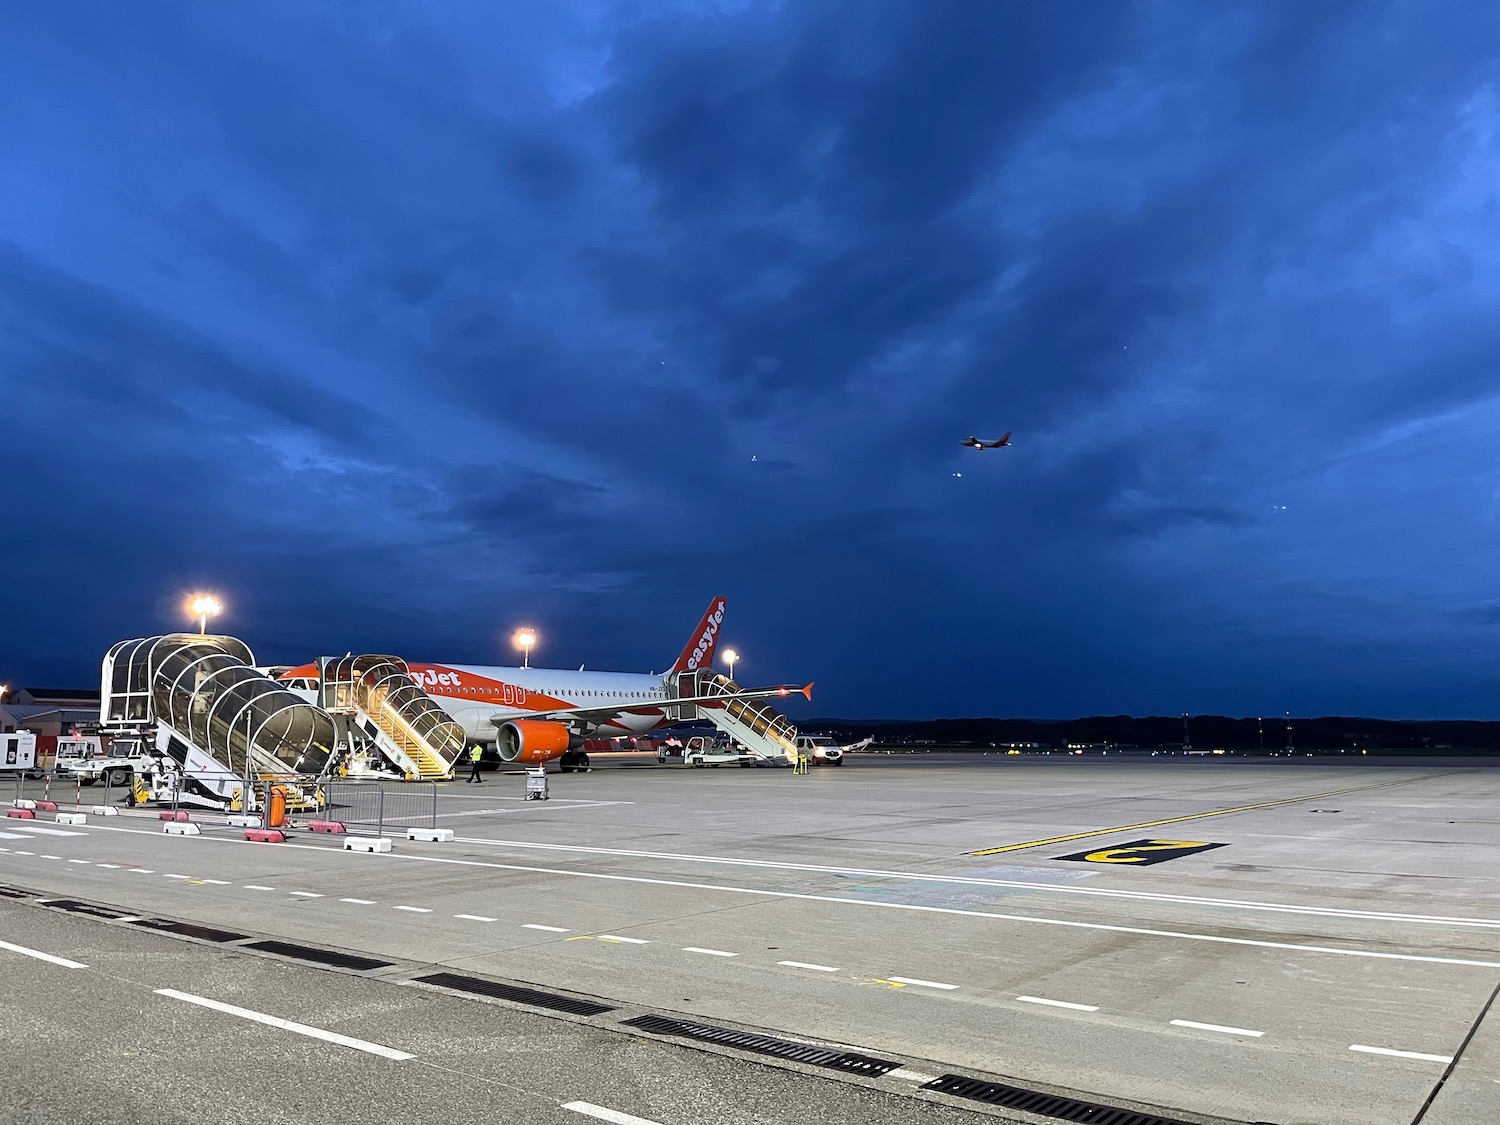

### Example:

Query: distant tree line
xmin=806 ymin=715 xmax=1500 ymax=752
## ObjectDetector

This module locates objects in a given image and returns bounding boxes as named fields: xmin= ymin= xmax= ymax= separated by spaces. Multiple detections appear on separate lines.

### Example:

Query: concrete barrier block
xmin=344 ymin=836 xmax=392 ymax=853
xmin=12 ymin=799 xmax=36 ymax=809
xmin=244 ymin=828 xmax=286 ymax=843
xmin=158 ymin=811 xmax=190 ymax=822
xmin=35 ymin=801 xmax=58 ymax=811
xmin=309 ymin=820 xmax=347 ymax=834
xmin=54 ymin=812 xmax=87 ymax=826
xmin=89 ymin=806 xmax=119 ymax=816
xmin=6 ymin=808 xmax=36 ymax=819
xmin=163 ymin=822 xmax=201 ymax=836
xmin=225 ymin=815 xmax=260 ymax=827
xmin=406 ymin=827 xmax=455 ymax=843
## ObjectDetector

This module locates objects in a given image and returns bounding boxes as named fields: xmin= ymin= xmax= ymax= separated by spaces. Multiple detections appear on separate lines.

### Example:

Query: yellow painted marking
xmin=1081 ymin=840 xmax=1208 ymax=864
xmin=871 ymin=979 xmax=908 ymax=989
xmin=968 ymin=776 xmax=1442 ymax=856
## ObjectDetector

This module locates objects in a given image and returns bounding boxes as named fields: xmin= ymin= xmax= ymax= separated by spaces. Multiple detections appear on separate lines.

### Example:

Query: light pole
xmin=723 ymin=649 xmax=739 ymax=682
xmin=190 ymin=595 xmax=222 ymax=635
xmin=513 ymin=628 xmax=536 ymax=669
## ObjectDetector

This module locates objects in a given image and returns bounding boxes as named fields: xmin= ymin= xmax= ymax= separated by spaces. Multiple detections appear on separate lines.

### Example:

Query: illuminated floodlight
xmin=723 ymin=648 xmax=739 ymax=681
xmin=513 ymin=628 xmax=537 ymax=669
xmin=189 ymin=595 xmax=223 ymax=635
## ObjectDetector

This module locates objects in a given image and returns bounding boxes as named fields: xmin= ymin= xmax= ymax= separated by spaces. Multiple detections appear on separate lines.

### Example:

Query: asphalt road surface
xmin=3 ymin=756 xmax=1498 ymax=1125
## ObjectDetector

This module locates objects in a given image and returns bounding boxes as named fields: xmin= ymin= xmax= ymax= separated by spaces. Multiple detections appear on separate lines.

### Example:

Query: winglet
xmin=671 ymin=596 xmax=728 ymax=674
xmin=801 ymin=682 xmax=813 ymax=701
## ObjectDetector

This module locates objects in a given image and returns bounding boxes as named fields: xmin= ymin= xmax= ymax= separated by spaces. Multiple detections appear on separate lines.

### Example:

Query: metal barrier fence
xmin=318 ymin=779 xmax=438 ymax=836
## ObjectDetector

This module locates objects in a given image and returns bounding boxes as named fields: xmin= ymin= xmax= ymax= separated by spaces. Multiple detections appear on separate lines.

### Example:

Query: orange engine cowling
xmin=498 ymin=720 xmax=573 ymax=764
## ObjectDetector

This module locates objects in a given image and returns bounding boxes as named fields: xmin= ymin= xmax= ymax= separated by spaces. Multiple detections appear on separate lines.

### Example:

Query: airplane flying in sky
xmin=278 ymin=597 xmax=808 ymax=770
xmin=960 ymin=432 xmax=1012 ymax=450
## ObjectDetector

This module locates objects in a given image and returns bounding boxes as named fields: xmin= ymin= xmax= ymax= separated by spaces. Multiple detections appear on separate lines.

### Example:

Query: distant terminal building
xmin=0 ymin=686 xmax=100 ymax=737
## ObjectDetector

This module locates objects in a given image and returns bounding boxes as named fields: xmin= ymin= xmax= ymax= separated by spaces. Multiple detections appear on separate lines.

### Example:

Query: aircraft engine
xmin=497 ymin=720 xmax=574 ymax=764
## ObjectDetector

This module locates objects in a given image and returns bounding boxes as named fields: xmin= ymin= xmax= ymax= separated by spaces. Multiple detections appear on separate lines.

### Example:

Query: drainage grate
xmin=40 ymin=899 xmax=129 ymax=920
xmin=416 ymin=972 xmax=615 ymax=1017
xmin=621 ymin=1014 xmax=903 ymax=1077
xmin=129 ymin=918 xmax=247 ymax=943
xmin=920 ymin=1074 xmax=1199 ymax=1124
xmin=245 ymin=940 xmax=392 ymax=971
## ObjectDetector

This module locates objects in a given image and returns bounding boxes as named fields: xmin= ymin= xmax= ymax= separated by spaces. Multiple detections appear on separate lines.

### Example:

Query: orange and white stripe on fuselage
xmin=407 ymin=663 xmax=671 ymax=741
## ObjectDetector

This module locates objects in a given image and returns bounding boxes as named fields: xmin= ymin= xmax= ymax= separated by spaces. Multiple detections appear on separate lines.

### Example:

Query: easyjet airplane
xmin=278 ymin=597 xmax=808 ymax=771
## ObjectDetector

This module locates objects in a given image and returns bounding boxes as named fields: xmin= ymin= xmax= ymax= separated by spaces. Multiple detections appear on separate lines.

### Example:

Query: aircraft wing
xmin=487 ymin=683 xmax=813 ymax=727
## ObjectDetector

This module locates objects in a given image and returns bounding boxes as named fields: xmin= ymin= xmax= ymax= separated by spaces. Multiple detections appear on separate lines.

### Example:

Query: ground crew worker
xmin=467 ymin=744 xmax=484 ymax=784
xmin=795 ymin=748 xmax=810 ymax=774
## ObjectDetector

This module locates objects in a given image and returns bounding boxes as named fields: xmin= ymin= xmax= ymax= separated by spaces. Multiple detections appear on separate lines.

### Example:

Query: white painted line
xmin=523 ymin=924 xmax=569 ymax=933
xmin=200 ymin=879 xmax=229 ymax=885
xmin=0 ymin=938 xmax=87 ymax=969
xmin=289 ymin=891 xmax=323 ymax=898
xmin=79 ymin=819 xmax=1500 ymax=970
xmin=95 ymin=863 xmax=122 ymax=869
xmin=562 ymin=1102 xmax=665 ymax=1125
xmin=1171 ymin=1019 xmax=1264 ymax=1038
xmin=393 ymin=906 xmax=432 ymax=913
xmin=129 ymin=868 xmax=154 ymax=874
xmin=163 ymin=874 xmax=192 ymax=880
xmin=455 ymin=914 xmax=496 ymax=922
xmin=778 ymin=960 xmax=840 ymax=972
xmin=1018 ymin=995 xmax=1099 ymax=1012
xmin=1350 ymin=1044 xmax=1453 ymax=1063
xmin=243 ymin=884 xmax=274 ymax=891
xmin=10 ymin=826 xmax=86 ymax=837
xmin=887 ymin=976 xmax=959 ymax=990
xmin=339 ymin=898 xmax=376 ymax=905
xmin=13 ymin=851 xmax=33 ymax=856
xmin=66 ymin=859 xmax=90 ymax=865
xmin=116 ymin=916 xmax=141 ymax=923
xmin=682 ymin=947 xmax=737 ymax=957
xmin=40 ymin=854 xmax=60 ymax=860
xmin=0 ymin=834 xmax=26 ymax=841
xmin=153 ymin=989 xmax=415 ymax=1060
xmin=599 ymin=935 xmax=649 ymax=944
xmin=452 ymin=837 xmax=1500 ymax=930
xmin=890 ymin=1066 xmax=940 ymax=1083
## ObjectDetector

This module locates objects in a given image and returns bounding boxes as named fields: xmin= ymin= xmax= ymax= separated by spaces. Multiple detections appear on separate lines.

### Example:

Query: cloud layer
xmin=1 ymin=2 xmax=1495 ymax=717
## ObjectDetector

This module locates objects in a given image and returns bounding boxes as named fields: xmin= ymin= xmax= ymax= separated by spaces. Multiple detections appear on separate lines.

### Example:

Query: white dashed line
xmin=778 ymin=960 xmax=840 ymax=972
xmin=523 ymin=924 xmax=570 ymax=933
xmin=244 ymin=885 xmax=274 ymax=891
xmin=13 ymin=851 xmax=33 ymax=856
xmin=1171 ymin=1019 xmax=1264 ymax=1038
xmin=1018 ymin=995 xmax=1099 ymax=1012
xmin=562 ymin=1102 xmax=665 ymax=1125
xmin=887 ymin=976 xmax=959 ymax=990
xmin=200 ymin=879 xmax=229 ymax=885
xmin=0 ymin=939 xmax=88 ymax=969
xmin=154 ymin=989 xmax=415 ymax=1060
xmin=164 ymin=874 xmax=192 ymax=880
xmin=95 ymin=863 xmax=122 ymax=869
xmin=339 ymin=898 xmax=376 ymax=905
xmin=682 ymin=947 xmax=737 ymax=958
xmin=67 ymin=859 xmax=90 ymax=865
xmin=40 ymin=855 xmax=60 ymax=860
xmin=1350 ymin=1044 xmax=1453 ymax=1063
xmin=289 ymin=891 xmax=323 ymax=898
xmin=599 ymin=935 xmax=649 ymax=944
xmin=455 ymin=914 xmax=496 ymax=922
xmin=394 ymin=906 xmax=432 ymax=913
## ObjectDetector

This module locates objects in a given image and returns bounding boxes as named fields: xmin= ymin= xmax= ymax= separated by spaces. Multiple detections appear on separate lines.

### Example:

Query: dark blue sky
xmin=1 ymin=3 xmax=1495 ymax=718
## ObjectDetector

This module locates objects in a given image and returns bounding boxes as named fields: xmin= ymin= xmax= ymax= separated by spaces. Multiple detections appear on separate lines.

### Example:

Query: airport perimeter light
xmin=723 ymin=648 xmax=739 ymax=681
xmin=514 ymin=628 xmax=537 ymax=669
xmin=189 ymin=595 xmax=222 ymax=635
